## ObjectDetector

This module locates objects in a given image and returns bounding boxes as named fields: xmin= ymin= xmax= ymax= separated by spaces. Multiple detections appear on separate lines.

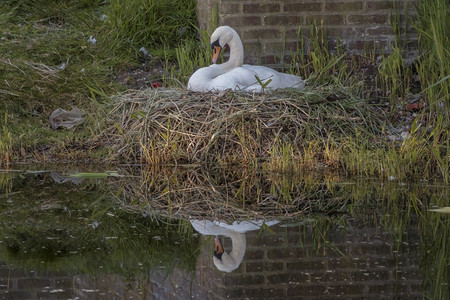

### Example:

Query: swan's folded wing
xmin=243 ymin=65 xmax=305 ymax=90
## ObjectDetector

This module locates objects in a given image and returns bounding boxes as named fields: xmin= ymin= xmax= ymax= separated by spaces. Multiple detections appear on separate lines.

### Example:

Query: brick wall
xmin=211 ymin=225 xmax=422 ymax=299
xmin=68 ymin=223 xmax=422 ymax=299
xmin=0 ymin=222 xmax=423 ymax=299
xmin=197 ymin=0 xmax=418 ymax=66
xmin=0 ymin=263 xmax=73 ymax=299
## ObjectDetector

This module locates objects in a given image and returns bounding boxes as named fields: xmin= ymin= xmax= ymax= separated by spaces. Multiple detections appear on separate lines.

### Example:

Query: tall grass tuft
xmin=378 ymin=46 xmax=411 ymax=110
xmin=168 ymin=32 xmax=211 ymax=85
xmin=414 ymin=0 xmax=449 ymax=118
xmin=287 ymin=21 xmax=348 ymax=85
xmin=413 ymin=0 xmax=449 ymax=182
xmin=100 ymin=0 xmax=198 ymax=60
xmin=0 ymin=113 xmax=12 ymax=167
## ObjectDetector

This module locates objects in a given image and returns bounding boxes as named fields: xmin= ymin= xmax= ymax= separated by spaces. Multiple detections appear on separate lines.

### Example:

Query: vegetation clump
xmin=0 ymin=0 xmax=448 ymax=182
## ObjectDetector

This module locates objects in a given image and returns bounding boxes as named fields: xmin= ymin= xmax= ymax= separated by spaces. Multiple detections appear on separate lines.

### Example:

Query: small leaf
xmin=114 ymin=123 xmax=124 ymax=135
xmin=262 ymin=78 xmax=272 ymax=88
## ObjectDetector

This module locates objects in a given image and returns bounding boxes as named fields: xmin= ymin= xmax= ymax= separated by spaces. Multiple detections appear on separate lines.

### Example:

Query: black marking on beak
xmin=211 ymin=39 xmax=221 ymax=49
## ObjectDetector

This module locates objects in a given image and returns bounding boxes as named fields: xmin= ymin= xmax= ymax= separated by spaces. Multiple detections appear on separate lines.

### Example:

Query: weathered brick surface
xmin=243 ymin=3 xmax=281 ymax=14
xmin=197 ymin=0 xmax=418 ymax=67
xmin=0 ymin=220 xmax=425 ymax=300
xmin=325 ymin=1 xmax=364 ymax=11
xmin=0 ymin=266 xmax=74 ymax=300
xmin=186 ymin=218 xmax=423 ymax=299
xmin=284 ymin=2 xmax=323 ymax=12
xmin=0 ymin=216 xmax=424 ymax=299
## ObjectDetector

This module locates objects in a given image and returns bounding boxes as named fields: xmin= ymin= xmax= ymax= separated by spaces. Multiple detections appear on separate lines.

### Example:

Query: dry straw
xmin=106 ymin=85 xmax=381 ymax=170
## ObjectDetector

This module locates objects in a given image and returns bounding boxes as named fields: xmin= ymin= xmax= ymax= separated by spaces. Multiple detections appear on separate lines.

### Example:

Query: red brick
xmin=366 ymin=26 xmax=394 ymax=36
xmin=267 ymin=272 xmax=310 ymax=284
xmin=347 ymin=14 xmax=387 ymax=25
xmin=0 ymin=277 xmax=10 ymax=290
xmin=310 ymin=271 xmax=350 ymax=283
xmin=284 ymin=2 xmax=322 ymax=12
xmin=405 ymin=39 xmax=418 ymax=49
xmin=287 ymin=260 xmax=327 ymax=271
xmin=368 ymin=283 xmax=396 ymax=294
xmin=264 ymin=15 xmax=304 ymax=26
xmin=286 ymin=27 xmax=310 ymax=39
xmin=325 ymin=1 xmax=363 ymax=11
xmin=351 ymin=243 xmax=392 ymax=255
xmin=328 ymin=257 xmax=368 ymax=269
xmin=265 ymin=42 xmax=290 ymax=54
xmin=287 ymin=284 xmax=327 ymax=296
xmin=327 ymin=284 xmax=366 ymax=295
xmin=367 ymin=257 xmax=396 ymax=268
xmin=17 ymin=278 xmax=51 ymax=289
xmin=410 ymin=283 xmax=422 ymax=293
xmin=243 ymin=3 xmax=281 ymax=14
xmin=38 ymin=290 xmax=74 ymax=299
xmin=222 ymin=16 xmax=261 ymax=27
xmin=247 ymin=232 xmax=286 ymax=245
xmin=283 ymin=41 xmax=303 ymax=51
xmin=366 ymin=1 xmax=398 ymax=10
xmin=219 ymin=2 xmax=241 ymax=14
xmin=326 ymin=27 xmax=364 ymax=38
xmin=350 ymin=270 xmax=390 ymax=281
xmin=0 ymin=291 xmax=34 ymax=298
xmin=243 ymin=41 xmax=261 ymax=54
xmin=267 ymin=247 xmax=307 ymax=259
xmin=348 ymin=39 xmax=389 ymax=50
xmin=395 ymin=267 xmax=421 ymax=280
xmin=242 ymin=28 xmax=282 ymax=40
xmin=260 ymin=55 xmax=278 ymax=65
xmin=244 ymin=248 xmax=265 ymax=260
xmin=223 ymin=274 xmax=265 ymax=286
xmin=246 ymin=261 xmax=284 ymax=272
xmin=217 ymin=287 xmax=244 ymax=298
xmin=305 ymin=15 xmax=344 ymax=25
xmin=244 ymin=287 xmax=286 ymax=298
xmin=0 ymin=268 xmax=27 ymax=277
xmin=54 ymin=278 xmax=74 ymax=289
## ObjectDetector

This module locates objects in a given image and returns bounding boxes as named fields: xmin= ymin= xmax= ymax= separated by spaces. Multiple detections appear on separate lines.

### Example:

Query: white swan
xmin=187 ymin=26 xmax=305 ymax=92
xmin=190 ymin=219 xmax=279 ymax=272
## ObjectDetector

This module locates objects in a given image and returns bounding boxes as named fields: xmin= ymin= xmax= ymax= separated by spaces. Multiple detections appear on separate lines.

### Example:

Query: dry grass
xmin=105 ymin=86 xmax=382 ymax=170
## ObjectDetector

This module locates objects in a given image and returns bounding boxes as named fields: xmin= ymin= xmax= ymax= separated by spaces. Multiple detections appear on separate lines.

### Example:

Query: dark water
xmin=0 ymin=167 xmax=448 ymax=299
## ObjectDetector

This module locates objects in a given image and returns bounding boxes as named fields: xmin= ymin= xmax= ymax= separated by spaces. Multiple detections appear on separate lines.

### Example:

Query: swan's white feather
xmin=187 ymin=26 xmax=305 ymax=93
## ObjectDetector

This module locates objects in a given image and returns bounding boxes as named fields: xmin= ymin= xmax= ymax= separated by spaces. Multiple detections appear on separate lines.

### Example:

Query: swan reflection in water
xmin=190 ymin=219 xmax=279 ymax=272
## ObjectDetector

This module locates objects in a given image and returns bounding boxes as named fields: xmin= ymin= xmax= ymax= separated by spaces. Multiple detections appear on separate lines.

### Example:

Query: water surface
xmin=0 ymin=167 xmax=448 ymax=299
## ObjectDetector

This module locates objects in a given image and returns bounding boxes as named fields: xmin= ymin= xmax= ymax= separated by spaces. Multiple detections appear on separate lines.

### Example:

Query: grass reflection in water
xmin=0 ymin=167 xmax=448 ymax=298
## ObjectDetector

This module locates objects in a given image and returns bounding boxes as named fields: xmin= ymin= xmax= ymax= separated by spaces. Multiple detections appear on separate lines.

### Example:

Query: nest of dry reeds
xmin=106 ymin=86 xmax=383 ymax=170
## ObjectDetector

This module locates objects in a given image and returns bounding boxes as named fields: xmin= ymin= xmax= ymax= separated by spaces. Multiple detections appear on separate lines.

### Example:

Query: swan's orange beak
xmin=212 ymin=45 xmax=222 ymax=64
xmin=214 ymin=236 xmax=224 ymax=259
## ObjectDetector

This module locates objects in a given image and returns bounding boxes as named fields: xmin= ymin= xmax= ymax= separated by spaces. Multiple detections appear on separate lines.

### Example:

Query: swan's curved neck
xmin=225 ymin=231 xmax=246 ymax=259
xmin=224 ymin=30 xmax=244 ymax=69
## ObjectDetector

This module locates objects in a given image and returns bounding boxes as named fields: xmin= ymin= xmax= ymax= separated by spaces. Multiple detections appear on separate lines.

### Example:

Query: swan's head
xmin=210 ymin=26 xmax=238 ymax=63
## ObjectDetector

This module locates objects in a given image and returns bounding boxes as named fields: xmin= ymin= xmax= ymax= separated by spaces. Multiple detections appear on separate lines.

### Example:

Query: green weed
xmin=0 ymin=114 xmax=13 ymax=167
xmin=414 ymin=0 xmax=449 ymax=117
xmin=100 ymin=0 xmax=197 ymax=61
xmin=378 ymin=46 xmax=412 ymax=110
